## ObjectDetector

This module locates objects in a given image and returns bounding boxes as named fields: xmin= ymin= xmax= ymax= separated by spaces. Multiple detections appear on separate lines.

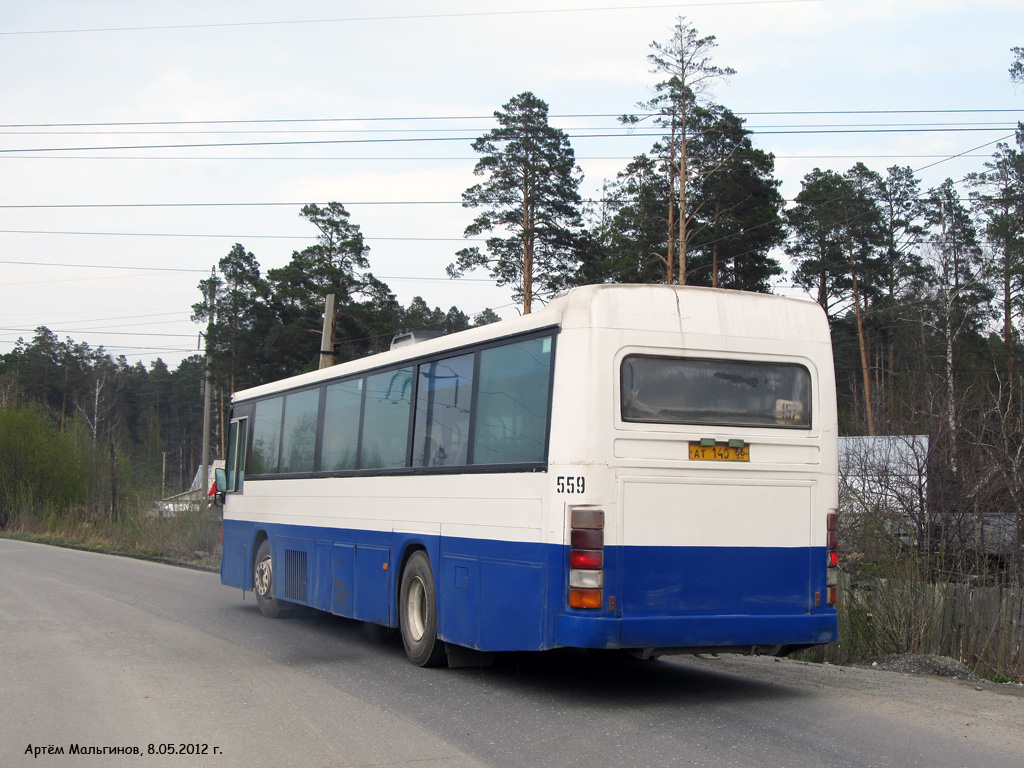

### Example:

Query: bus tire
xmin=399 ymin=551 xmax=446 ymax=667
xmin=253 ymin=539 xmax=292 ymax=618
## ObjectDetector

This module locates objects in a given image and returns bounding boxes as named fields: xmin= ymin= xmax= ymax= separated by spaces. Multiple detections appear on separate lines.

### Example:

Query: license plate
xmin=688 ymin=442 xmax=749 ymax=462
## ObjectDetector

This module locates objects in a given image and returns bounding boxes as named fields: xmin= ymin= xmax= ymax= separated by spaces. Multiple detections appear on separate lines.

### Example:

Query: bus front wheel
xmin=253 ymin=539 xmax=291 ymax=618
xmin=399 ymin=551 xmax=446 ymax=667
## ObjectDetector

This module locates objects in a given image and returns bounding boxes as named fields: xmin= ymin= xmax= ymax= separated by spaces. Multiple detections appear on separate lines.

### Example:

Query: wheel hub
xmin=255 ymin=556 xmax=272 ymax=597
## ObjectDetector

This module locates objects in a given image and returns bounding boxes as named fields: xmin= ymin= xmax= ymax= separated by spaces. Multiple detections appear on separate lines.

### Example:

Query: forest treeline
xmin=1 ymin=22 xmax=1022 ymax=589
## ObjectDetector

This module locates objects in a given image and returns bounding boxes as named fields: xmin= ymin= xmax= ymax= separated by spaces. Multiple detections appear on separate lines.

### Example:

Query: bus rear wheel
xmin=253 ymin=539 xmax=291 ymax=618
xmin=399 ymin=551 xmax=446 ymax=667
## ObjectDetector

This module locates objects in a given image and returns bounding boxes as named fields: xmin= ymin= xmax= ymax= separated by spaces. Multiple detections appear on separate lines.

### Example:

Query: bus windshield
xmin=621 ymin=355 xmax=812 ymax=429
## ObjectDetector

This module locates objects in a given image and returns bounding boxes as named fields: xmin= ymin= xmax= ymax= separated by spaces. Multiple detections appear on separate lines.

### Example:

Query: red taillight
xmin=570 ymin=549 xmax=603 ymax=570
xmin=826 ymin=512 xmax=839 ymax=605
xmin=569 ymin=507 xmax=604 ymax=610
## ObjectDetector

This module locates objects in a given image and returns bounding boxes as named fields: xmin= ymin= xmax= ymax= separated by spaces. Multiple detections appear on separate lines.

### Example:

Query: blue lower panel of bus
xmin=555 ymin=613 xmax=837 ymax=650
xmin=221 ymin=520 xmax=837 ymax=652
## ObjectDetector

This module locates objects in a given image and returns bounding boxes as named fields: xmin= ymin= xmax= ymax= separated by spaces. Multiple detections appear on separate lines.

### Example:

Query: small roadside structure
xmin=152 ymin=461 xmax=224 ymax=518
xmin=839 ymin=435 xmax=930 ymax=551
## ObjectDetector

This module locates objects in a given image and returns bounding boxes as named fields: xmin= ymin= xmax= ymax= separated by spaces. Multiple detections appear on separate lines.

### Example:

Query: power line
xmin=0 ymin=134 xmax=520 ymax=153
xmin=0 ymin=155 xmax=486 ymax=161
xmin=0 ymin=326 xmax=194 ymax=338
xmin=1 ymin=107 xmax=1018 ymax=130
xmin=741 ymin=109 xmax=1023 ymax=116
xmin=0 ymin=309 xmax=182 ymax=322
xmin=1 ymin=126 xmax=1019 ymax=154
xmin=0 ymin=2 xmax=827 ymax=36
xmin=0 ymin=201 xmax=459 ymax=210
xmin=0 ymin=259 xmax=497 ymax=285
xmin=64 ymin=319 xmax=190 ymax=332
xmin=0 ymin=259 xmax=208 ymax=273
xmin=0 ymin=338 xmax=199 ymax=354
xmin=2 ymin=119 xmax=1019 ymax=137
xmin=913 ymin=134 xmax=1017 ymax=174
xmin=0 ymin=153 xmax=998 ymax=163
xmin=0 ymin=229 xmax=480 ymax=242
xmin=0 ymin=183 xmax=1013 ymax=212
xmin=0 ymin=117 xmax=504 ymax=129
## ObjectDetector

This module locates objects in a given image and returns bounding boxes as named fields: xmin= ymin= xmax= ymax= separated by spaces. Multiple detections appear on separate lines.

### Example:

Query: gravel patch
xmin=853 ymin=653 xmax=982 ymax=681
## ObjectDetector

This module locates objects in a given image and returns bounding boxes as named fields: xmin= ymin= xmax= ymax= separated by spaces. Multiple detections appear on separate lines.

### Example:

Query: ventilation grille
xmin=284 ymin=549 xmax=308 ymax=602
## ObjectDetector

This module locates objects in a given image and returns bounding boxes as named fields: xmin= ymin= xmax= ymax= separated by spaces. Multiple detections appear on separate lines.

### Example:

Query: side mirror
xmin=213 ymin=467 xmax=228 ymax=507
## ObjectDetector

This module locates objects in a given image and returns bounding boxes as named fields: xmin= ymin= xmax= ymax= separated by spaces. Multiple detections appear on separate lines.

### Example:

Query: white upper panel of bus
xmin=233 ymin=284 xmax=830 ymax=403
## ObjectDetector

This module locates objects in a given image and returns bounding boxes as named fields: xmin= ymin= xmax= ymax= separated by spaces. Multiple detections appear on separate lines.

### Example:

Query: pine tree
xmin=191 ymin=243 xmax=269 ymax=394
xmin=967 ymin=131 xmax=1024 ymax=414
xmin=265 ymin=202 xmax=371 ymax=375
xmin=577 ymin=154 xmax=672 ymax=285
xmin=685 ymin=105 xmax=784 ymax=291
xmin=448 ymin=92 xmax=583 ymax=314
xmin=786 ymin=169 xmax=855 ymax=317
xmin=786 ymin=165 xmax=886 ymax=434
xmin=624 ymin=17 xmax=735 ymax=285
xmin=1010 ymin=46 xmax=1023 ymax=87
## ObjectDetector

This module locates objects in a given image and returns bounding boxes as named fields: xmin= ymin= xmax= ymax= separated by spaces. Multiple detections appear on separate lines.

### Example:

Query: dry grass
xmin=799 ymin=571 xmax=1024 ymax=683
xmin=1 ymin=497 xmax=222 ymax=570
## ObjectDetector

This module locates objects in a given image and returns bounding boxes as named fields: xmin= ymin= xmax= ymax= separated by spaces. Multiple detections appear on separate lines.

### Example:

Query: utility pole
xmin=319 ymin=293 xmax=337 ymax=369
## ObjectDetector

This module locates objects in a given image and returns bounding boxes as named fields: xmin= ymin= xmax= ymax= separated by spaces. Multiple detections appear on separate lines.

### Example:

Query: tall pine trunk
xmin=677 ymin=118 xmax=688 ymax=286
xmin=847 ymin=227 xmax=875 ymax=435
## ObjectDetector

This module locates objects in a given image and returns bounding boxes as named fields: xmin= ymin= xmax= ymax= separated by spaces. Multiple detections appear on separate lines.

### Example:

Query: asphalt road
xmin=2 ymin=537 xmax=1022 ymax=768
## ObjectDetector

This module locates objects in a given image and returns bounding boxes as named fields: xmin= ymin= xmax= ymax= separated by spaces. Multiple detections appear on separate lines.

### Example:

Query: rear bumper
xmin=555 ymin=611 xmax=838 ymax=650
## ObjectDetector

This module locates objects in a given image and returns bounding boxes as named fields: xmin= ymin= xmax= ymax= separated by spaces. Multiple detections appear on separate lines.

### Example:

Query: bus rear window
xmin=621 ymin=356 xmax=811 ymax=429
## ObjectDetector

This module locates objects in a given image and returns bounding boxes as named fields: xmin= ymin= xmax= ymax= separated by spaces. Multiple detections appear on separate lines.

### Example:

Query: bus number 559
xmin=557 ymin=476 xmax=585 ymax=494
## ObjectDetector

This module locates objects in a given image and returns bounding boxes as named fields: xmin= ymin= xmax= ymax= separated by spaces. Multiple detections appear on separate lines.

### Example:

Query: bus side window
xmin=321 ymin=378 xmax=363 ymax=471
xmin=473 ymin=336 xmax=553 ymax=465
xmin=361 ymin=367 xmax=414 ymax=469
xmin=280 ymin=388 xmax=320 ymax=473
xmin=413 ymin=353 xmax=474 ymax=468
xmin=251 ymin=396 xmax=283 ymax=474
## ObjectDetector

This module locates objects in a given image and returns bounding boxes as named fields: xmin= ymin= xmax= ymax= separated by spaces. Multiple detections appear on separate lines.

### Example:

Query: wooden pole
xmin=319 ymin=293 xmax=337 ymax=369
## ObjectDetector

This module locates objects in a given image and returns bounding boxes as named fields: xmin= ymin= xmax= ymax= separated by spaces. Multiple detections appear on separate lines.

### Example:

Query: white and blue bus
xmin=217 ymin=284 xmax=839 ymax=666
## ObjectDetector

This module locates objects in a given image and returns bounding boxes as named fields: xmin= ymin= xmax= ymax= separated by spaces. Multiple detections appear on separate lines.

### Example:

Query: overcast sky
xmin=2 ymin=0 xmax=1022 ymax=368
